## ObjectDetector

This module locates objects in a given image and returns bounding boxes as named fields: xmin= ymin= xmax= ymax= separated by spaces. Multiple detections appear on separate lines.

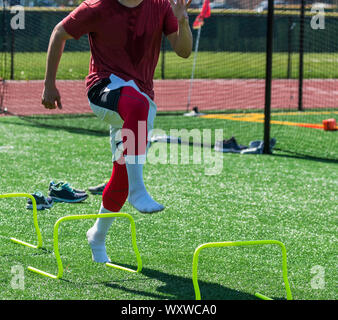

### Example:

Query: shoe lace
xmin=31 ymin=191 xmax=48 ymax=204
xmin=62 ymin=182 xmax=74 ymax=192
xmin=33 ymin=191 xmax=43 ymax=198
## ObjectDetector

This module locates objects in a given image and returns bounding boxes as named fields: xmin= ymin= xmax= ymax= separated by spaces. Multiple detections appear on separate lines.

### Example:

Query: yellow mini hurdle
xmin=28 ymin=213 xmax=142 ymax=279
xmin=192 ymin=240 xmax=293 ymax=300
xmin=0 ymin=193 xmax=43 ymax=249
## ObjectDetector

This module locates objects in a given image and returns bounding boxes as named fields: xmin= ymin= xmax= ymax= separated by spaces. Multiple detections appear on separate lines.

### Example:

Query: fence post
xmin=10 ymin=27 xmax=14 ymax=80
xmin=298 ymin=0 xmax=305 ymax=111
xmin=263 ymin=0 xmax=275 ymax=154
xmin=287 ymin=16 xmax=294 ymax=79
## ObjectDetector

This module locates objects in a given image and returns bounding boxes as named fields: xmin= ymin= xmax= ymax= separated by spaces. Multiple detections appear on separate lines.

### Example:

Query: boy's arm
xmin=42 ymin=23 xmax=73 ymax=109
xmin=167 ymin=0 xmax=193 ymax=59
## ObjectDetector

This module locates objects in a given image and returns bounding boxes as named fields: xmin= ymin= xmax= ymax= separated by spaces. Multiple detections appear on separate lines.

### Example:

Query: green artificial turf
xmin=0 ymin=114 xmax=337 ymax=300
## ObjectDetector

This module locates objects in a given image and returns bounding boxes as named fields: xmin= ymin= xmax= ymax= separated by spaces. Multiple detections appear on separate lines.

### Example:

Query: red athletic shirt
xmin=62 ymin=0 xmax=178 ymax=100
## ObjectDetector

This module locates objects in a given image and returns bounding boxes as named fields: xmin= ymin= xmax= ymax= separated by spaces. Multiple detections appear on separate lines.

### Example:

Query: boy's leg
xmin=86 ymin=204 xmax=115 ymax=263
xmin=118 ymin=86 xmax=164 ymax=213
xmin=86 ymin=160 xmax=129 ymax=263
xmin=87 ymin=80 xmax=164 ymax=262
xmin=88 ymin=81 xmax=164 ymax=214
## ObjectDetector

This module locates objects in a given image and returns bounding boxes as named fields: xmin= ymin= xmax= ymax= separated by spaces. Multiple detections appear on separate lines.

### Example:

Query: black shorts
xmin=87 ymin=78 xmax=121 ymax=113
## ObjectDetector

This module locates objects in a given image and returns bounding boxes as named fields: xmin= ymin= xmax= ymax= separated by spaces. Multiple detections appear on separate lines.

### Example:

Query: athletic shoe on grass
xmin=49 ymin=181 xmax=86 ymax=194
xmin=49 ymin=183 xmax=88 ymax=203
xmin=27 ymin=191 xmax=53 ymax=210
xmin=88 ymin=181 xmax=108 ymax=195
xmin=214 ymin=137 xmax=247 ymax=153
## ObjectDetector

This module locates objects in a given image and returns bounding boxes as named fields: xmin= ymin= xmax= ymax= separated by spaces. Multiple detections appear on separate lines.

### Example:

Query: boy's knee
xmin=119 ymin=88 xmax=149 ymax=121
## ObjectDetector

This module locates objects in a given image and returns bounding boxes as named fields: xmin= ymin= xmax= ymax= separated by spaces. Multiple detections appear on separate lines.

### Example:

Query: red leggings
xmin=102 ymin=159 xmax=129 ymax=212
xmin=118 ymin=86 xmax=149 ymax=156
xmin=102 ymin=86 xmax=149 ymax=212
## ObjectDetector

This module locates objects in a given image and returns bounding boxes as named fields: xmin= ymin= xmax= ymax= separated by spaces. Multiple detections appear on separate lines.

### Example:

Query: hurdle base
xmin=28 ymin=266 xmax=59 ymax=279
xmin=255 ymin=292 xmax=273 ymax=300
xmin=105 ymin=262 xmax=140 ymax=273
xmin=11 ymin=238 xmax=40 ymax=249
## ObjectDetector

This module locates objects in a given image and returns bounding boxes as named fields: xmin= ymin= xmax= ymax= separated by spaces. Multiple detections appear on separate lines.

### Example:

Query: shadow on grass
xmin=2 ymin=112 xmax=109 ymax=137
xmin=274 ymin=149 xmax=338 ymax=164
xmin=7 ymin=256 xmax=281 ymax=300
xmin=103 ymin=265 xmax=259 ymax=300
xmin=0 ymin=246 xmax=53 ymax=258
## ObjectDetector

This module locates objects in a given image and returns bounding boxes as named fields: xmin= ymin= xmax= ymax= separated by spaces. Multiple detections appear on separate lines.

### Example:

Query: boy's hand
xmin=42 ymin=84 xmax=62 ymax=109
xmin=169 ymin=0 xmax=192 ymax=23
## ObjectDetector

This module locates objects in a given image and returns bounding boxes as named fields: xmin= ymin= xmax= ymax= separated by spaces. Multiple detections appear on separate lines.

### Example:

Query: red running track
xmin=1 ymin=79 xmax=337 ymax=116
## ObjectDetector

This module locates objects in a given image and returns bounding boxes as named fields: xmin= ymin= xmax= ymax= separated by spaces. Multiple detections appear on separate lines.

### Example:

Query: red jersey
xmin=62 ymin=0 xmax=178 ymax=99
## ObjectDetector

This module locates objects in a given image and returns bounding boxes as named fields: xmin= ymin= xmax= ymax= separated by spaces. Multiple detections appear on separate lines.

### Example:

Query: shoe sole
xmin=51 ymin=195 xmax=88 ymax=203
xmin=214 ymin=146 xmax=242 ymax=153
xmin=88 ymin=190 xmax=103 ymax=195
xmin=26 ymin=203 xmax=53 ymax=210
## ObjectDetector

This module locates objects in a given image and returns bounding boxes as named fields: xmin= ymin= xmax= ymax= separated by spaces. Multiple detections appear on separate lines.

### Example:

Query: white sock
xmin=86 ymin=203 xmax=115 ymax=263
xmin=125 ymin=155 xmax=164 ymax=213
